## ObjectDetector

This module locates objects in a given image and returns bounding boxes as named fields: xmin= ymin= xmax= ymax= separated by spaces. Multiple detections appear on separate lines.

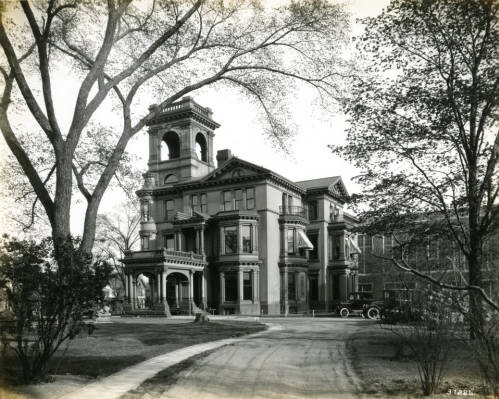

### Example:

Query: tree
xmin=0 ymin=236 xmax=112 ymax=383
xmin=95 ymin=200 xmax=140 ymax=298
xmin=334 ymin=0 xmax=499 ymax=318
xmin=0 ymin=0 xmax=349 ymax=256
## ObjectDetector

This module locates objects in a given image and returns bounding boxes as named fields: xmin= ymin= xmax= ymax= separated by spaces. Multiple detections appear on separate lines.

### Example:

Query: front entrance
xmin=166 ymin=272 xmax=190 ymax=314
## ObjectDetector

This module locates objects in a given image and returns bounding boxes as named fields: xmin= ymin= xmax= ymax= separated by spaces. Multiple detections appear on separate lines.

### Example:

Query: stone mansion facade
xmin=122 ymin=97 xmax=361 ymax=316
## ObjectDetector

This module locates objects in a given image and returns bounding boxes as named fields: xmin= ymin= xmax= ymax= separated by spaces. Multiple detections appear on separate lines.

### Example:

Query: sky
xmin=0 ymin=0 xmax=390 ymax=237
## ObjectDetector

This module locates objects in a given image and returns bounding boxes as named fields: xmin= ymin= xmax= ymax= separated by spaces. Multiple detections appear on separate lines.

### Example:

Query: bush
xmin=382 ymin=289 xmax=455 ymax=396
xmin=0 ymin=236 xmax=111 ymax=383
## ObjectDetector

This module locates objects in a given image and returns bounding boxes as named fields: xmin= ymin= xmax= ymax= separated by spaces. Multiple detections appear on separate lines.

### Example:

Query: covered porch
xmin=122 ymin=248 xmax=208 ymax=316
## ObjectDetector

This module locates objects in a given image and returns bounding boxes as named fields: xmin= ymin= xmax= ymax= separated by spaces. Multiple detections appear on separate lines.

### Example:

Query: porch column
xmin=282 ymin=269 xmax=289 ymax=315
xmin=189 ymin=270 xmax=194 ymax=315
xmin=174 ymin=279 xmax=179 ymax=308
xmin=253 ymin=269 xmax=258 ymax=302
xmin=132 ymin=277 xmax=137 ymax=310
xmin=157 ymin=272 xmax=161 ymax=303
xmin=238 ymin=269 xmax=244 ymax=302
xmin=220 ymin=272 xmax=225 ymax=308
xmin=202 ymin=272 xmax=208 ymax=308
xmin=161 ymin=272 xmax=167 ymax=303
xmin=124 ymin=273 xmax=129 ymax=299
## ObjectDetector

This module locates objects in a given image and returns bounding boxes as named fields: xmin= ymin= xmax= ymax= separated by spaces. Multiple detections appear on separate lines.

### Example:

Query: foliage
xmin=0 ymin=235 xmax=112 ymax=383
xmin=0 ymin=0 xmax=349 ymax=255
xmin=95 ymin=200 xmax=140 ymax=298
xmin=382 ymin=288 xmax=456 ymax=396
xmin=334 ymin=0 xmax=499 ymax=313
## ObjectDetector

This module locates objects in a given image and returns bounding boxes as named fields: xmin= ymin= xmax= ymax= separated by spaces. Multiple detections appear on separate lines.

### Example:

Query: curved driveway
xmin=155 ymin=318 xmax=370 ymax=399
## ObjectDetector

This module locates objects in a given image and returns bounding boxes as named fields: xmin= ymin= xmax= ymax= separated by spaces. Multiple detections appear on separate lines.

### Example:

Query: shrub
xmin=0 ymin=236 xmax=111 ymax=383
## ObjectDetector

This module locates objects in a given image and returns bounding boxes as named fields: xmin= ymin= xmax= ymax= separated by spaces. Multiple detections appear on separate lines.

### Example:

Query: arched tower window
xmin=161 ymin=131 xmax=180 ymax=160
xmin=164 ymin=174 xmax=178 ymax=185
xmin=195 ymin=133 xmax=207 ymax=162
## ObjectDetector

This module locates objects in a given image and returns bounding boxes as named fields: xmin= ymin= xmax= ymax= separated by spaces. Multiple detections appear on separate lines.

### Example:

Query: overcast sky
xmin=0 ymin=0 xmax=390 ymax=237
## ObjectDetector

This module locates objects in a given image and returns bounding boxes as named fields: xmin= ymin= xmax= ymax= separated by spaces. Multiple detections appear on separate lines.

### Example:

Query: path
xmin=124 ymin=318 xmax=368 ymax=399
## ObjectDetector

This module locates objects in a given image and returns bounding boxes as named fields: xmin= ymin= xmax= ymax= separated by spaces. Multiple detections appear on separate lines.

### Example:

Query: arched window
xmin=161 ymin=131 xmax=180 ymax=160
xmin=164 ymin=174 xmax=178 ymax=185
xmin=195 ymin=133 xmax=207 ymax=162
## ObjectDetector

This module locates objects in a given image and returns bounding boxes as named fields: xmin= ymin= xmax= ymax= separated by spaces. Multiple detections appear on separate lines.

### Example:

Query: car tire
xmin=339 ymin=307 xmax=350 ymax=318
xmin=367 ymin=307 xmax=380 ymax=320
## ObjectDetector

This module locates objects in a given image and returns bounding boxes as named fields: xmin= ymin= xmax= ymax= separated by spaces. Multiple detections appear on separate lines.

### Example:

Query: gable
xmin=201 ymin=157 xmax=270 ymax=183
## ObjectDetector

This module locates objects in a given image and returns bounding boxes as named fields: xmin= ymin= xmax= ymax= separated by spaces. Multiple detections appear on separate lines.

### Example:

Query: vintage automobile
xmin=336 ymin=292 xmax=381 ymax=319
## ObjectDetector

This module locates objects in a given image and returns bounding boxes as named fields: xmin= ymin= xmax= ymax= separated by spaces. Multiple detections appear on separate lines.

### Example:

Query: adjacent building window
xmin=287 ymin=228 xmax=295 ymax=255
xmin=225 ymin=272 xmax=238 ymax=302
xmin=234 ymin=189 xmax=243 ymax=210
xmin=358 ymin=283 xmax=372 ymax=293
xmin=223 ymin=226 xmax=237 ymax=254
xmin=246 ymin=187 xmax=255 ymax=209
xmin=288 ymin=273 xmax=296 ymax=300
xmin=242 ymin=225 xmax=253 ymax=253
xmin=243 ymin=271 xmax=252 ymax=300
xmin=141 ymin=236 xmax=150 ymax=250
xmin=164 ymin=199 xmax=175 ymax=221
xmin=163 ymin=234 xmax=175 ymax=250
xmin=223 ymin=190 xmax=232 ymax=211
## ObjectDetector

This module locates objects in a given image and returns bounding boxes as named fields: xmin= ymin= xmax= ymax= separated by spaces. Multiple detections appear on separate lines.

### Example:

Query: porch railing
xmin=279 ymin=205 xmax=308 ymax=219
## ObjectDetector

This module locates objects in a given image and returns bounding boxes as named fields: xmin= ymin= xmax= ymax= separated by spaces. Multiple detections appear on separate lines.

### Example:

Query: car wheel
xmin=367 ymin=307 xmax=380 ymax=320
xmin=339 ymin=307 xmax=350 ymax=318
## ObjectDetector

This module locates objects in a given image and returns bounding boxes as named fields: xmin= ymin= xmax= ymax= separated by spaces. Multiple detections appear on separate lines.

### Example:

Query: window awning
xmin=297 ymin=230 xmax=314 ymax=250
xmin=348 ymin=237 xmax=361 ymax=254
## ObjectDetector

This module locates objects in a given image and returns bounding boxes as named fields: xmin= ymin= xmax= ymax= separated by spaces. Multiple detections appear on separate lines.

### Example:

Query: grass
xmin=0 ymin=319 xmax=265 ymax=386
xmin=346 ymin=323 xmax=488 ymax=398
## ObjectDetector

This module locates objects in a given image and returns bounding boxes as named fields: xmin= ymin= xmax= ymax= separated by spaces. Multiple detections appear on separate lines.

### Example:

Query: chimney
xmin=216 ymin=149 xmax=232 ymax=166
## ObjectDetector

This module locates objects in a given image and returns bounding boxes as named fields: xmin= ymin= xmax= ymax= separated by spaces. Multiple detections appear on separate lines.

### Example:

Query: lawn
xmin=346 ymin=323 xmax=488 ymax=398
xmin=0 ymin=318 xmax=265 ymax=397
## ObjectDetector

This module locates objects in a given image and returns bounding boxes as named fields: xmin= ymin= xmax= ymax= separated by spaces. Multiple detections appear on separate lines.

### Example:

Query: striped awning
xmin=297 ymin=230 xmax=314 ymax=250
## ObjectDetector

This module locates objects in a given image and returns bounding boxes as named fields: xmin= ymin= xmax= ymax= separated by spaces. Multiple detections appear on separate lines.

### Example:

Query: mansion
xmin=122 ymin=97 xmax=361 ymax=316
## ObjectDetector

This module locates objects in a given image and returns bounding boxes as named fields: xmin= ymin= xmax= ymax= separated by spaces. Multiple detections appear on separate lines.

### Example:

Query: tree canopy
xmin=334 ymin=0 xmax=498 ymax=309
xmin=0 ymin=0 xmax=349 ymax=253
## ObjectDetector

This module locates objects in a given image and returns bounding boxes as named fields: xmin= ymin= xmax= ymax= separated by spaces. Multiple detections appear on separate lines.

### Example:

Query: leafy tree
xmin=0 ymin=236 xmax=112 ymax=383
xmin=335 ymin=0 xmax=499 ymax=318
xmin=95 ymin=200 xmax=140 ymax=298
xmin=0 ymin=0 xmax=349 ymax=256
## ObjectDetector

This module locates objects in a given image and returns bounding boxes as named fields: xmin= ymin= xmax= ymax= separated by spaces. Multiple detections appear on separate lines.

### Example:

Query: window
xmin=243 ymin=271 xmax=252 ymax=300
xmin=287 ymin=228 xmax=295 ymax=255
xmin=309 ymin=201 xmax=317 ymax=220
xmin=163 ymin=234 xmax=175 ymax=250
xmin=308 ymin=233 xmax=319 ymax=260
xmin=242 ymin=225 xmax=253 ymax=253
xmin=225 ymin=272 xmax=238 ymax=302
xmin=165 ymin=199 xmax=175 ymax=221
xmin=288 ymin=273 xmax=296 ymax=300
xmin=309 ymin=275 xmax=319 ymax=301
xmin=224 ymin=226 xmax=237 ymax=254
xmin=246 ymin=187 xmax=255 ymax=209
xmin=191 ymin=194 xmax=199 ymax=212
xmin=234 ymin=189 xmax=243 ymax=210
xmin=223 ymin=190 xmax=232 ymax=211
xmin=332 ymin=235 xmax=340 ymax=259
xmin=141 ymin=236 xmax=149 ymax=250
xmin=200 ymin=193 xmax=207 ymax=213
xmin=358 ymin=283 xmax=372 ymax=293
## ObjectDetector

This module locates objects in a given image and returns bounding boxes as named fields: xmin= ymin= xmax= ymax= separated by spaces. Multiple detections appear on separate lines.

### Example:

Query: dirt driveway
xmin=127 ymin=318 xmax=374 ymax=399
